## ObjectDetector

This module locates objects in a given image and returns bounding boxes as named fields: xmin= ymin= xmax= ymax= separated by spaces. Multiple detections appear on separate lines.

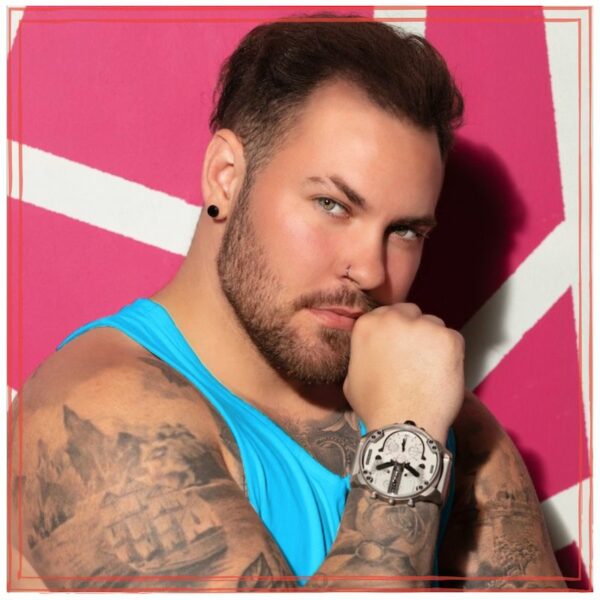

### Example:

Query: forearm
xmin=305 ymin=487 xmax=441 ymax=589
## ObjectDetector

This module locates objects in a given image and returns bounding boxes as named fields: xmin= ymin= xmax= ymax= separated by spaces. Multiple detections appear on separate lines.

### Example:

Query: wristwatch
xmin=351 ymin=421 xmax=453 ymax=507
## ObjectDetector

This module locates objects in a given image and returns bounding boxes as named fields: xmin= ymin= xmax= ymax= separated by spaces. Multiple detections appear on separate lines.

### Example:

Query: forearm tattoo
xmin=307 ymin=488 xmax=441 ymax=589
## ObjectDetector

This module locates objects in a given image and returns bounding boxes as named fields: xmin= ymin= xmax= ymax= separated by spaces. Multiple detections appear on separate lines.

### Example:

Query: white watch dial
xmin=359 ymin=427 xmax=441 ymax=499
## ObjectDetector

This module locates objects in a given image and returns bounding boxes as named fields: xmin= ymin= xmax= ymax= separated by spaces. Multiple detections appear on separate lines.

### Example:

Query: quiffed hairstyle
xmin=210 ymin=14 xmax=464 ymax=179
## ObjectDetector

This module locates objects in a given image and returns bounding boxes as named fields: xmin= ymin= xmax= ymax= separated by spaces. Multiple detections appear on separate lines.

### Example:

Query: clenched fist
xmin=343 ymin=303 xmax=465 ymax=443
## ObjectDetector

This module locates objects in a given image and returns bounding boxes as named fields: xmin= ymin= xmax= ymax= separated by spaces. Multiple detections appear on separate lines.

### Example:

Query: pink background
xmin=7 ymin=5 xmax=589 ymax=588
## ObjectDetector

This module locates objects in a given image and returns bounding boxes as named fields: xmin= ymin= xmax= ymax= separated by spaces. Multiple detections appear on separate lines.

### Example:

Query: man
xmin=10 ymin=16 xmax=564 ymax=590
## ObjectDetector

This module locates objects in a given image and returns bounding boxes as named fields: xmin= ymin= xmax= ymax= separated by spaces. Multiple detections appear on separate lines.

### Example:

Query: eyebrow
xmin=306 ymin=175 xmax=437 ymax=229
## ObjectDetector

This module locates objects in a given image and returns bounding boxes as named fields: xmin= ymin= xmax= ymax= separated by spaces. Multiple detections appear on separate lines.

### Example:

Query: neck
xmin=152 ymin=227 xmax=348 ymax=422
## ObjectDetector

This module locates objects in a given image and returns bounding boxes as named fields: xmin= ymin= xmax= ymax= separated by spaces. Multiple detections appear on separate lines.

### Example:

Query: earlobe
xmin=201 ymin=129 xmax=246 ymax=220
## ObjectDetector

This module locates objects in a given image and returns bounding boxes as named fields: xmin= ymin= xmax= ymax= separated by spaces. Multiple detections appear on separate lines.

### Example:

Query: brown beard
xmin=216 ymin=179 xmax=377 ymax=386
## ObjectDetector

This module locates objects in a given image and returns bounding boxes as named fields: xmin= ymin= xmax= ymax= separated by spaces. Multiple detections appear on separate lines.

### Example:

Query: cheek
xmin=386 ymin=248 xmax=424 ymax=301
xmin=256 ymin=208 xmax=332 ymax=277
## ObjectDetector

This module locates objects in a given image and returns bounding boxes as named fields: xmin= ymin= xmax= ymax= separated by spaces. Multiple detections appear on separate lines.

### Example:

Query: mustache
xmin=293 ymin=287 xmax=380 ymax=314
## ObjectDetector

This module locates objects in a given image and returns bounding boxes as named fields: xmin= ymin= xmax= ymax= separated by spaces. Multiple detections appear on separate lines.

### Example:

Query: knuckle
xmin=353 ymin=314 xmax=371 ymax=334
xmin=453 ymin=329 xmax=465 ymax=343
xmin=422 ymin=314 xmax=445 ymax=327
xmin=448 ymin=329 xmax=465 ymax=350
xmin=368 ymin=306 xmax=391 ymax=320
xmin=400 ymin=302 xmax=422 ymax=317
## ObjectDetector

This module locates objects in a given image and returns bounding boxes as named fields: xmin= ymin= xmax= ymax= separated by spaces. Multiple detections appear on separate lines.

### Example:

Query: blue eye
xmin=392 ymin=227 xmax=428 ymax=241
xmin=316 ymin=197 xmax=348 ymax=217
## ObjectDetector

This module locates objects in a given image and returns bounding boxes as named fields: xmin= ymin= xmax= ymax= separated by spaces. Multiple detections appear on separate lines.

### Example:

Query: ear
xmin=201 ymin=129 xmax=246 ymax=220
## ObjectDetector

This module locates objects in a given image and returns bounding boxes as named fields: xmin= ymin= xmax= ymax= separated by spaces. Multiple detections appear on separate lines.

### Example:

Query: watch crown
xmin=388 ymin=498 xmax=395 ymax=506
xmin=408 ymin=498 xmax=415 ymax=507
xmin=371 ymin=491 xmax=378 ymax=499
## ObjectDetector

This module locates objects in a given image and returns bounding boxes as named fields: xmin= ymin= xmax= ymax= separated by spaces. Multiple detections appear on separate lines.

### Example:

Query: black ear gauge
xmin=207 ymin=204 xmax=220 ymax=218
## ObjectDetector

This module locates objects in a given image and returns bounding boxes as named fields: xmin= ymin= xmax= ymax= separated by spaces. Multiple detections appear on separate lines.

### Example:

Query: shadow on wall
xmin=409 ymin=136 xmax=528 ymax=393
xmin=409 ymin=136 xmax=526 ymax=332
xmin=411 ymin=138 xmax=588 ymax=589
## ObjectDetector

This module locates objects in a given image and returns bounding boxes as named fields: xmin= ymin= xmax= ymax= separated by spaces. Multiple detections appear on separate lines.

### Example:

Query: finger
xmin=421 ymin=314 xmax=446 ymax=327
xmin=390 ymin=303 xmax=422 ymax=319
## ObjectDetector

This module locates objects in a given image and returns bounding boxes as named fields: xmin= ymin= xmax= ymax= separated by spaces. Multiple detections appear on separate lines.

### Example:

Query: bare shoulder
xmin=19 ymin=327 xmax=215 ymax=422
xmin=450 ymin=389 xmax=538 ymax=516
xmin=9 ymin=328 xmax=290 ymax=591
xmin=453 ymin=389 xmax=502 ymax=440
xmin=15 ymin=327 xmax=241 ymax=464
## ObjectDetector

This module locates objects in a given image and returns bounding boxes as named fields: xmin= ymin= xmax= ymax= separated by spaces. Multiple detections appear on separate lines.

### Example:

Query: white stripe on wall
xmin=543 ymin=8 xmax=592 ymax=577
xmin=541 ymin=478 xmax=591 ymax=555
xmin=375 ymin=8 xmax=427 ymax=38
xmin=8 ymin=141 xmax=199 ymax=256
xmin=9 ymin=9 xmax=24 ymax=51
xmin=461 ymin=220 xmax=573 ymax=390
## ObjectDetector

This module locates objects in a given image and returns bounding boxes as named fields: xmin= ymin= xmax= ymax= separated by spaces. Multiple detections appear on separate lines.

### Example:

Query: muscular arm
xmin=10 ymin=349 xmax=296 ymax=591
xmin=438 ymin=391 xmax=566 ymax=589
xmin=11 ymin=353 xmax=447 ymax=591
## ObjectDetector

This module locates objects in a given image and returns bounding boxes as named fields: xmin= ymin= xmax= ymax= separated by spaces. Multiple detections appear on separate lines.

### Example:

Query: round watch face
xmin=359 ymin=427 xmax=441 ymax=500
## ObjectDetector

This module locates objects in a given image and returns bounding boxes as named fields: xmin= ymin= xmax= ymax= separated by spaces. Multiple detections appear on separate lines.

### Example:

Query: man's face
xmin=217 ymin=80 xmax=444 ymax=385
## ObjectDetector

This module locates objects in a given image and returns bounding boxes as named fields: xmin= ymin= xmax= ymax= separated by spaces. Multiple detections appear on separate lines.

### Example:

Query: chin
xmin=285 ymin=339 xmax=350 ymax=386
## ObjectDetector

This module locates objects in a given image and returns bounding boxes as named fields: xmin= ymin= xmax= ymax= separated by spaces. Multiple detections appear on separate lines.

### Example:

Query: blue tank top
xmin=57 ymin=298 xmax=455 ymax=583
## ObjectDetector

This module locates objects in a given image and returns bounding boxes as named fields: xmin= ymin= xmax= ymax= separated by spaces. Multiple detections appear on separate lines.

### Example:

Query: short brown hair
xmin=210 ymin=14 xmax=463 ymax=179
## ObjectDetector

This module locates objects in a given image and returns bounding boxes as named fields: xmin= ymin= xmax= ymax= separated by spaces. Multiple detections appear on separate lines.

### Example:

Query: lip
xmin=318 ymin=306 xmax=365 ymax=319
xmin=307 ymin=307 xmax=364 ymax=331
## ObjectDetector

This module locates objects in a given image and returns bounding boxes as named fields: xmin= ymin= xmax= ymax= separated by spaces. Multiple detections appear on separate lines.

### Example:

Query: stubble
xmin=216 ymin=180 xmax=374 ymax=385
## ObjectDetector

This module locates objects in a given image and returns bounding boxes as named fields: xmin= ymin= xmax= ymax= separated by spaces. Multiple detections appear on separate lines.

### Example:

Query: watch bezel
xmin=352 ymin=423 xmax=451 ymax=506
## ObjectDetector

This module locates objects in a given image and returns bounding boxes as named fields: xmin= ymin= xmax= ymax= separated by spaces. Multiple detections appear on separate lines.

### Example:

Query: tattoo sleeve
xmin=15 ymin=403 xmax=295 ymax=590
xmin=438 ymin=394 xmax=566 ymax=590
xmin=13 ymin=370 xmax=443 ymax=591
xmin=305 ymin=488 xmax=441 ymax=589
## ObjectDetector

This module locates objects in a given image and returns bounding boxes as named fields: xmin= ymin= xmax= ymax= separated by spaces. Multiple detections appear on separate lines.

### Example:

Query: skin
xmin=159 ymin=79 xmax=443 ymax=421
xmin=8 ymin=79 xmax=565 ymax=590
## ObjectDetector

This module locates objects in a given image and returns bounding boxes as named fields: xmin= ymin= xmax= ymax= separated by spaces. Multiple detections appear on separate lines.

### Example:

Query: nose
xmin=343 ymin=232 xmax=387 ymax=292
